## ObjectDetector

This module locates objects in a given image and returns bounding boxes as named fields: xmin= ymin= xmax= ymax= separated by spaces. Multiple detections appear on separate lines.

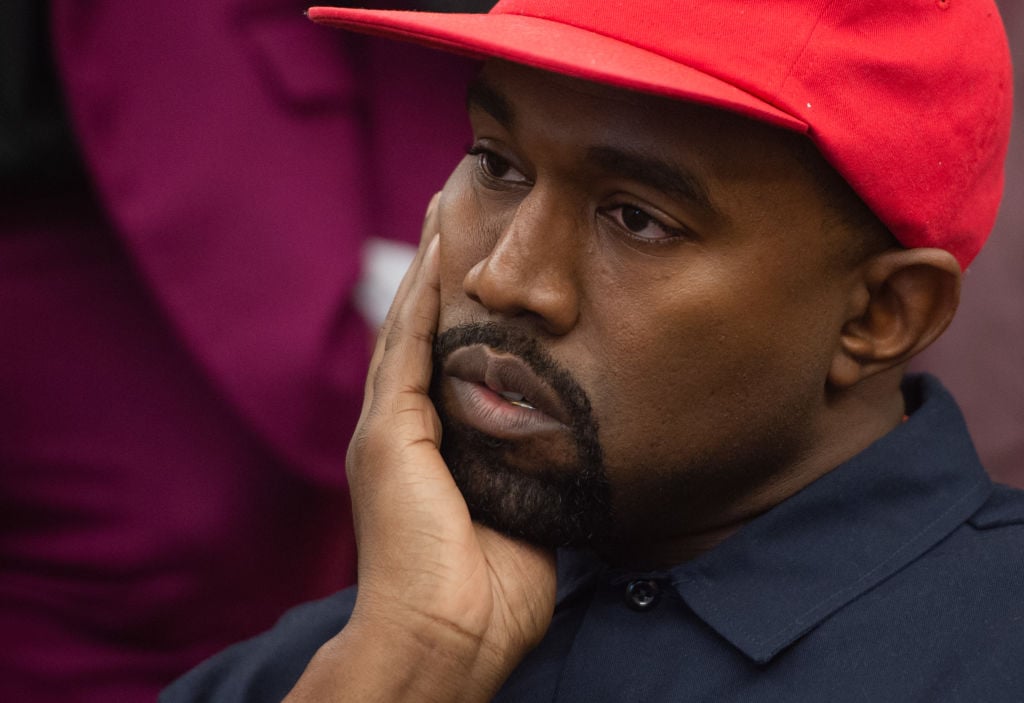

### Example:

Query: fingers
xmin=379 ymin=234 xmax=441 ymax=398
xmin=394 ymin=192 xmax=441 ymax=319
xmin=420 ymin=191 xmax=442 ymax=247
xmin=348 ymin=190 xmax=444 ymax=511
xmin=353 ymin=233 xmax=441 ymax=453
xmin=384 ymin=191 xmax=440 ymax=326
xmin=346 ymin=234 xmax=446 ymax=525
xmin=361 ymin=192 xmax=443 ymax=413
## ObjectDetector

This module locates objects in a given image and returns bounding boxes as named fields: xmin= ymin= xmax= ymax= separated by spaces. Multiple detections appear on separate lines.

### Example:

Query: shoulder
xmin=826 ymin=484 xmax=1024 ymax=698
xmin=161 ymin=587 xmax=357 ymax=703
xmin=967 ymin=482 xmax=1024 ymax=532
xmin=933 ymin=482 xmax=1024 ymax=594
xmin=867 ymin=482 xmax=1024 ymax=624
xmin=951 ymin=482 xmax=1024 ymax=604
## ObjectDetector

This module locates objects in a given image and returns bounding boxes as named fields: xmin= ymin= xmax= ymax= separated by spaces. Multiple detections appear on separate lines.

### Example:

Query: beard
xmin=431 ymin=322 xmax=612 ymax=549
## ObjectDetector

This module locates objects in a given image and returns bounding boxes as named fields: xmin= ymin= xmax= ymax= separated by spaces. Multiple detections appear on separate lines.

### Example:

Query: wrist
xmin=284 ymin=608 xmax=512 ymax=703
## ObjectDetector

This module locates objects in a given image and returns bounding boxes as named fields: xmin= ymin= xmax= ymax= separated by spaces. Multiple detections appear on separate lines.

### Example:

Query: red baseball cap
xmin=308 ymin=0 xmax=1013 ymax=269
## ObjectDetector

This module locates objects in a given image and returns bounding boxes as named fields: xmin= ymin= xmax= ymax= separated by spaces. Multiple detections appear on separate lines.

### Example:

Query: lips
xmin=441 ymin=345 xmax=572 ymax=438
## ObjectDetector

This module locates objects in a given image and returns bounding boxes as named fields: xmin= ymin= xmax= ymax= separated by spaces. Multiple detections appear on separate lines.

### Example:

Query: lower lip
xmin=445 ymin=377 xmax=569 ymax=440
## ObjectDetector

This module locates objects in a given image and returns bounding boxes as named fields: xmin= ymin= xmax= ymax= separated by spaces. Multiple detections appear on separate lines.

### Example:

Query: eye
xmin=467 ymin=145 xmax=529 ymax=184
xmin=603 ymin=204 xmax=688 ymax=242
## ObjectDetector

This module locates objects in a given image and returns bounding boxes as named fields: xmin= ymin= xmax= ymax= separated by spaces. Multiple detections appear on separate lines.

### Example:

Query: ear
xmin=828 ymin=248 xmax=961 ymax=389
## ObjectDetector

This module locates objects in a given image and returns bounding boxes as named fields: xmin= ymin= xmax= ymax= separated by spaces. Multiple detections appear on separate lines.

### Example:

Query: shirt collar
xmin=669 ymin=374 xmax=992 ymax=663
xmin=553 ymin=375 xmax=993 ymax=663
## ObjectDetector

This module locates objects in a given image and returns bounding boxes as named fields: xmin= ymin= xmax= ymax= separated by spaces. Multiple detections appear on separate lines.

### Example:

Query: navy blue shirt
xmin=163 ymin=376 xmax=1024 ymax=701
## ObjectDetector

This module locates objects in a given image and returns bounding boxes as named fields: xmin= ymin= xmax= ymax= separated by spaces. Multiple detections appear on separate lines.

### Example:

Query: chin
xmin=440 ymin=419 xmax=612 ymax=549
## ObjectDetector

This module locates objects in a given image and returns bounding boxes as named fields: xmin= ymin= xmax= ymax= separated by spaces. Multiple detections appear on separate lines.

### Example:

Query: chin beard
xmin=432 ymin=323 xmax=612 ymax=549
xmin=439 ymin=418 xmax=610 ymax=548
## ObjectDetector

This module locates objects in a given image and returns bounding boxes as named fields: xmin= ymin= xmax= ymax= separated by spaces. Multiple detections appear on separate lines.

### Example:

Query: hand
xmin=286 ymin=195 xmax=557 ymax=703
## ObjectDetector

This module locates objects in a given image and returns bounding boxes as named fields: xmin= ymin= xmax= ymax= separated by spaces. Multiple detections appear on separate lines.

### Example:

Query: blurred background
xmin=1 ymin=1 xmax=475 ymax=700
xmin=909 ymin=0 xmax=1023 ymax=490
xmin=0 ymin=1 xmax=1019 ymax=701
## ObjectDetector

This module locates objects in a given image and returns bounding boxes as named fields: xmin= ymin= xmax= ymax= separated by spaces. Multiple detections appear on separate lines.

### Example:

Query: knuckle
xmin=347 ymin=422 xmax=389 ymax=471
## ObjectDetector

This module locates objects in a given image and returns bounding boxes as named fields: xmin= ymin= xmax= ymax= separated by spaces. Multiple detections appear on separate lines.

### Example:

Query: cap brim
xmin=307 ymin=7 xmax=808 ymax=132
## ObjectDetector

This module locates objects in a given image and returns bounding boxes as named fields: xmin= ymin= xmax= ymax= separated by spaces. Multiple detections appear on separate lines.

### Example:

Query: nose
xmin=462 ymin=189 xmax=581 ymax=336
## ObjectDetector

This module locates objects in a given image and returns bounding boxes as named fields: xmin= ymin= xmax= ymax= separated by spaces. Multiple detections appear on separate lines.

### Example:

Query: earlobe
xmin=828 ymin=248 xmax=961 ymax=389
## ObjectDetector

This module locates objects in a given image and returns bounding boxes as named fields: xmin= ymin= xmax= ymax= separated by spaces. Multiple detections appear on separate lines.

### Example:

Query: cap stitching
xmin=776 ymin=0 xmax=843 ymax=116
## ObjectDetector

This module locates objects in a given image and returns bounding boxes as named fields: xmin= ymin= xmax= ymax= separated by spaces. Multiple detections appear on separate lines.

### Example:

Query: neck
xmin=599 ymin=370 xmax=909 ymax=570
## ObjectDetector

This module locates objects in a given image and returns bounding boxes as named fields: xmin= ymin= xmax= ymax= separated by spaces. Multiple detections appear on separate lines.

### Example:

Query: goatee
xmin=431 ymin=322 xmax=612 ymax=549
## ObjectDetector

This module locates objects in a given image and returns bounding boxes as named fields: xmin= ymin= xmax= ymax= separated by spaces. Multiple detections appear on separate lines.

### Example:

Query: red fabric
xmin=309 ymin=0 xmax=1013 ymax=269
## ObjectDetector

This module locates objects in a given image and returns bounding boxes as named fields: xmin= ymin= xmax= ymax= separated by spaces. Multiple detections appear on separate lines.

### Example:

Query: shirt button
xmin=625 ymin=579 xmax=661 ymax=611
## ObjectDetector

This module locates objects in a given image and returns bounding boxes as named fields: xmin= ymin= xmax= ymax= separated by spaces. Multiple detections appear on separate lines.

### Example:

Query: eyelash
xmin=465 ymin=144 xmax=689 ymax=244
xmin=599 ymin=204 xmax=690 ymax=244
xmin=465 ymin=144 xmax=528 ymax=185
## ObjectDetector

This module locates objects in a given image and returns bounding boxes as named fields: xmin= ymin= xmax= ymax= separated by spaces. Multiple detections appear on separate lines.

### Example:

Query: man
xmin=164 ymin=1 xmax=1023 ymax=701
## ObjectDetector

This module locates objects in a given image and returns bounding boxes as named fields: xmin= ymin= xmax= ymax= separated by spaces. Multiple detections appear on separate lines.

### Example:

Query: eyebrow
xmin=585 ymin=145 xmax=721 ymax=219
xmin=467 ymin=76 xmax=515 ymax=128
xmin=467 ymin=75 xmax=720 ymax=219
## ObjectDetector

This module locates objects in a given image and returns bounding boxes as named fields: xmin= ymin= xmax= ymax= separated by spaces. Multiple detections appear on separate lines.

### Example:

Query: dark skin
xmin=285 ymin=61 xmax=961 ymax=702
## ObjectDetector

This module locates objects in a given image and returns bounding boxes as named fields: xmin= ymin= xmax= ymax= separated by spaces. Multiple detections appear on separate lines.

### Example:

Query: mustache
xmin=431 ymin=321 xmax=610 ymax=548
xmin=432 ymin=322 xmax=599 ymax=442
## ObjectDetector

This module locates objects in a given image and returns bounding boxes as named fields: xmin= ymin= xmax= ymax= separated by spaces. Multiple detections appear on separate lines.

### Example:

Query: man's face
xmin=430 ymin=61 xmax=862 ymax=563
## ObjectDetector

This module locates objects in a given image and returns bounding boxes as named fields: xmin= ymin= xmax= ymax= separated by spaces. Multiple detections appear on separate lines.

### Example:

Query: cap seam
xmin=775 ymin=0 xmax=842 ymax=116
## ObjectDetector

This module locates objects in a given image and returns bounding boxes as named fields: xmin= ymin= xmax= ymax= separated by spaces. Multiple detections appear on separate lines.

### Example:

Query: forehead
xmin=470 ymin=61 xmax=841 ymax=249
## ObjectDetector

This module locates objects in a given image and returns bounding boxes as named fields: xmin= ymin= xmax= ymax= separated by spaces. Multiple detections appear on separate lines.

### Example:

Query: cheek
xmin=579 ymin=275 xmax=828 ymax=471
xmin=436 ymin=164 xmax=491 ymax=321
xmin=595 ymin=320 xmax=724 ymax=430
xmin=575 ymin=290 xmax=726 ymax=467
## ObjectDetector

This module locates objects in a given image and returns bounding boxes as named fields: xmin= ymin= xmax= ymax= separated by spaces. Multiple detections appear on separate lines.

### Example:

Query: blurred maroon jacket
xmin=0 ymin=1 xmax=471 ymax=700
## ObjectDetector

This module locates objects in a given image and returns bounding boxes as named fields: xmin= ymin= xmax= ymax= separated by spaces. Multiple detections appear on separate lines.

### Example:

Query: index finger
xmin=359 ymin=233 xmax=441 ymax=430
xmin=361 ymin=193 xmax=443 ymax=412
